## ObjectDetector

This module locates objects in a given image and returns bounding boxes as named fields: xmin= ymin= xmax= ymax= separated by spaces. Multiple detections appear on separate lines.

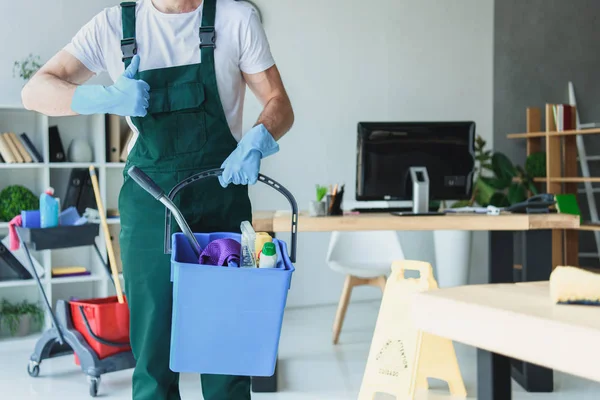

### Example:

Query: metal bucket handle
xmin=127 ymin=166 xmax=298 ymax=263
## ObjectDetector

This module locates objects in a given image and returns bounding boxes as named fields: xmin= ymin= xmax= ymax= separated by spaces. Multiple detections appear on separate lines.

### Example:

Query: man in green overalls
xmin=22 ymin=0 xmax=294 ymax=398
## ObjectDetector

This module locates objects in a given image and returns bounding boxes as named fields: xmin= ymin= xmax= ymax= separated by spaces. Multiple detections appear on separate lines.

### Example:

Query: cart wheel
xmin=27 ymin=362 xmax=40 ymax=377
xmin=88 ymin=377 xmax=100 ymax=397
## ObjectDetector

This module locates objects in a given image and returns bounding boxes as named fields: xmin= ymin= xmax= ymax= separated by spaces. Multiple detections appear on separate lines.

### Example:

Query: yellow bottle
xmin=255 ymin=232 xmax=273 ymax=266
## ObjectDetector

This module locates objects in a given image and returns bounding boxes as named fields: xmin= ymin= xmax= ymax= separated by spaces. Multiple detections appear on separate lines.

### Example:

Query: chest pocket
xmin=138 ymin=82 xmax=208 ymax=159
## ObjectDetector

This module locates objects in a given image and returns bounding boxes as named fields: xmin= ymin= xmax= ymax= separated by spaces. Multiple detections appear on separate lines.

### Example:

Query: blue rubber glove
xmin=71 ymin=55 xmax=150 ymax=117
xmin=218 ymin=124 xmax=279 ymax=188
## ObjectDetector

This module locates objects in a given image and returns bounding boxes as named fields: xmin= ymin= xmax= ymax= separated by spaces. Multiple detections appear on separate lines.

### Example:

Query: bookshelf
xmin=507 ymin=105 xmax=600 ymax=268
xmin=0 ymin=106 xmax=124 ymax=330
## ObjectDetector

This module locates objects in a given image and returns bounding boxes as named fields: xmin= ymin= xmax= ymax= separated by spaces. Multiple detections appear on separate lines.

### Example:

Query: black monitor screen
xmin=356 ymin=122 xmax=475 ymax=201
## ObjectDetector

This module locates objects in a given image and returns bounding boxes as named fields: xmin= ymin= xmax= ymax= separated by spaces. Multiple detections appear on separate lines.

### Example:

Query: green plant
xmin=0 ymin=300 xmax=43 ymax=336
xmin=525 ymin=152 xmax=547 ymax=178
xmin=316 ymin=185 xmax=328 ymax=202
xmin=454 ymin=136 xmax=538 ymax=208
xmin=0 ymin=185 xmax=39 ymax=222
xmin=13 ymin=54 xmax=42 ymax=81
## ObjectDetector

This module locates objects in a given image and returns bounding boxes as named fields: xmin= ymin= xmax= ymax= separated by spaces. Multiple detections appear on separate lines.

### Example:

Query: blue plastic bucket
xmin=169 ymin=232 xmax=294 ymax=376
xmin=125 ymin=168 xmax=299 ymax=378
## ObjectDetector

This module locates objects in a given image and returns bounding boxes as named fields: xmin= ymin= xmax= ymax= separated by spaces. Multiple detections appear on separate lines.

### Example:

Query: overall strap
xmin=199 ymin=0 xmax=217 ymax=64
xmin=121 ymin=1 xmax=137 ymax=69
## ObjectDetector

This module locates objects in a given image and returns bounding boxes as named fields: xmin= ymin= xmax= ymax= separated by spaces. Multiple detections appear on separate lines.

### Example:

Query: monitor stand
xmin=392 ymin=167 xmax=444 ymax=216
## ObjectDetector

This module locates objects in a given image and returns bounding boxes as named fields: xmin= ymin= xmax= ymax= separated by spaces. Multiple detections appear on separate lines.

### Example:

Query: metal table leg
xmin=478 ymin=231 xmax=513 ymax=400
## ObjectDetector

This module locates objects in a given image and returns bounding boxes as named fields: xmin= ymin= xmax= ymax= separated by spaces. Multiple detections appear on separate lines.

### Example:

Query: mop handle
xmin=89 ymin=166 xmax=125 ymax=304
xmin=127 ymin=166 xmax=202 ymax=259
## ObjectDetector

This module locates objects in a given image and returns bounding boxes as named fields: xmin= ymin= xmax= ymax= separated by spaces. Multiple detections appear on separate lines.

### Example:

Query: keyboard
xmin=351 ymin=207 xmax=412 ymax=214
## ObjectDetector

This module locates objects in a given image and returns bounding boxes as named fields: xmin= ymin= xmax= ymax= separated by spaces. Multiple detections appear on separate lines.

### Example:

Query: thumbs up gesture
xmin=108 ymin=55 xmax=150 ymax=117
xmin=71 ymin=55 xmax=151 ymax=117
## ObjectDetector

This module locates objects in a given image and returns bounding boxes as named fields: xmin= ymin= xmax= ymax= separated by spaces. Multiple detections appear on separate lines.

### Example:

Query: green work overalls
xmin=117 ymin=1 xmax=252 ymax=398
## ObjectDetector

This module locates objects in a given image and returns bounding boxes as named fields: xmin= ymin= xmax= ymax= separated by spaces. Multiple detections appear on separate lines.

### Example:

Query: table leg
xmin=511 ymin=230 xmax=554 ymax=393
xmin=478 ymin=231 xmax=514 ymax=400
xmin=478 ymin=350 xmax=512 ymax=400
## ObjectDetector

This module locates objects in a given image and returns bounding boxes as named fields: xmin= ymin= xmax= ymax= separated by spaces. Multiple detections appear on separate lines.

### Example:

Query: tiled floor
xmin=1 ymin=302 xmax=599 ymax=399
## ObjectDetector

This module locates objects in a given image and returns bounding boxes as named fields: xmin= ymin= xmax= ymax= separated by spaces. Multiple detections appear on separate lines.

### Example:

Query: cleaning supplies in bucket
xmin=198 ymin=238 xmax=241 ymax=267
xmin=259 ymin=242 xmax=277 ymax=269
xmin=255 ymin=232 xmax=272 ymax=267
xmin=240 ymin=221 xmax=257 ymax=268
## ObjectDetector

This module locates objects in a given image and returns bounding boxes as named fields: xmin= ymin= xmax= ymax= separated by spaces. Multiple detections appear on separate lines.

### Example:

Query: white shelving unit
xmin=0 ymin=106 xmax=124 ymax=328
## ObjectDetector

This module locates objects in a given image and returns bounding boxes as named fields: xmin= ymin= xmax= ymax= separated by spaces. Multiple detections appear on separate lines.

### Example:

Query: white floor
xmin=1 ymin=302 xmax=600 ymax=399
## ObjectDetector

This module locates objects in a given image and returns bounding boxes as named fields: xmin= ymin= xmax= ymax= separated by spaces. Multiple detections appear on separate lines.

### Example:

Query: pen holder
xmin=328 ymin=191 xmax=344 ymax=216
xmin=325 ymin=195 xmax=332 ymax=213
xmin=309 ymin=201 xmax=327 ymax=217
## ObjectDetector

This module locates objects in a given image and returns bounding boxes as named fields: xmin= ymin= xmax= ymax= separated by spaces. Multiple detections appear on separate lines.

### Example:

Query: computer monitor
xmin=356 ymin=122 xmax=475 ymax=210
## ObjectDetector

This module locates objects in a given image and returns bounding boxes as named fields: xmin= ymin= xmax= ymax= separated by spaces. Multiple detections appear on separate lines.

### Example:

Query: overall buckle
xmin=199 ymin=27 xmax=216 ymax=49
xmin=121 ymin=38 xmax=137 ymax=62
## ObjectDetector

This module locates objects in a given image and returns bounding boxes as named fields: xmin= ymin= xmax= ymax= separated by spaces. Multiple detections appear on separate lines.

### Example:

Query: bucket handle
xmin=127 ymin=167 xmax=298 ymax=263
xmin=77 ymin=306 xmax=130 ymax=348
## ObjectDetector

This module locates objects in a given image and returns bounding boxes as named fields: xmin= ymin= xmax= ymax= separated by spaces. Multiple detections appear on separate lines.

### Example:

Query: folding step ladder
xmin=569 ymin=82 xmax=600 ymax=264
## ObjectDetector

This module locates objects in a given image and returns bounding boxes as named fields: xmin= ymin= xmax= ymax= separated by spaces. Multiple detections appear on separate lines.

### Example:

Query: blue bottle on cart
xmin=40 ymin=187 xmax=59 ymax=228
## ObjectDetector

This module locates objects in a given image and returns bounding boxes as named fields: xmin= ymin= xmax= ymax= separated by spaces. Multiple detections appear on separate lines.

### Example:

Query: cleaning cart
xmin=128 ymin=166 xmax=297 ymax=377
xmin=22 ymin=170 xmax=135 ymax=399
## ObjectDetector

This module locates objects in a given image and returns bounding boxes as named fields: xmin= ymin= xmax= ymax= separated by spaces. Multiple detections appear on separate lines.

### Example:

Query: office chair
xmin=326 ymin=231 xmax=405 ymax=344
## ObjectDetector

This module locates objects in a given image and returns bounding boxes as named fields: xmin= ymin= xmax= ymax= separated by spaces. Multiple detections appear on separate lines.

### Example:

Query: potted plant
xmin=0 ymin=185 xmax=39 ymax=222
xmin=309 ymin=185 xmax=328 ymax=217
xmin=0 ymin=300 xmax=44 ymax=338
xmin=434 ymin=136 xmax=544 ymax=287
xmin=13 ymin=54 xmax=43 ymax=82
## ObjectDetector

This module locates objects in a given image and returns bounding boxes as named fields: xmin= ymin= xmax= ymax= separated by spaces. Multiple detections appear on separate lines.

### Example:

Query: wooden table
xmin=253 ymin=212 xmax=578 ymax=233
xmin=249 ymin=212 xmax=579 ymax=394
xmin=413 ymin=282 xmax=600 ymax=399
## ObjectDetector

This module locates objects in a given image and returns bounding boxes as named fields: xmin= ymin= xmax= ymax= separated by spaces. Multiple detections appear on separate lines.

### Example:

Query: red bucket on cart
xmin=70 ymin=296 xmax=131 ymax=364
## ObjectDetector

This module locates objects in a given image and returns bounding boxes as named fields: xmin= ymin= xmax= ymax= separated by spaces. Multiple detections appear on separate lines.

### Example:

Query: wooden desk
xmin=413 ymin=282 xmax=600 ymax=399
xmin=250 ymin=212 xmax=579 ymax=394
xmin=253 ymin=212 xmax=579 ymax=233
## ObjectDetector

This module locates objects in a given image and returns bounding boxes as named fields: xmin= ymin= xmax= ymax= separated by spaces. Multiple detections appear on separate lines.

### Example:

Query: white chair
xmin=327 ymin=231 xmax=405 ymax=344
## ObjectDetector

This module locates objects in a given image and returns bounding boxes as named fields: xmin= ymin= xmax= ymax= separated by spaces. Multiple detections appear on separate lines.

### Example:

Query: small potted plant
xmin=309 ymin=185 xmax=328 ymax=217
xmin=0 ymin=300 xmax=44 ymax=338
xmin=13 ymin=54 xmax=43 ymax=82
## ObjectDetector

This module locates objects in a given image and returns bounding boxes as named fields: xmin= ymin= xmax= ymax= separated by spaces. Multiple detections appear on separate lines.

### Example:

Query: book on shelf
xmin=77 ymin=170 xmax=98 ymax=214
xmin=552 ymin=104 xmax=576 ymax=132
xmin=49 ymin=126 xmax=66 ymax=162
xmin=8 ymin=132 xmax=32 ymax=163
xmin=62 ymin=168 xmax=99 ymax=214
xmin=0 ymin=134 xmax=16 ymax=163
xmin=2 ymin=132 xmax=23 ymax=163
xmin=52 ymin=266 xmax=90 ymax=278
xmin=62 ymin=168 xmax=86 ymax=211
xmin=106 ymin=114 xmax=122 ymax=163
xmin=20 ymin=133 xmax=43 ymax=163
xmin=0 ymin=133 xmax=41 ymax=164
xmin=0 ymin=240 xmax=32 ymax=281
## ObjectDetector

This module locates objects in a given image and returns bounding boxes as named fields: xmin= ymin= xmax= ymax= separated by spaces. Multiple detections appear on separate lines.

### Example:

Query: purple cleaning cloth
xmin=199 ymin=239 xmax=241 ymax=267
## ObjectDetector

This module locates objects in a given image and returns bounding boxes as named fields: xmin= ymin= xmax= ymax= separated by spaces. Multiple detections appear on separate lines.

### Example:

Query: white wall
xmin=248 ymin=0 xmax=495 ymax=307
xmin=0 ymin=0 xmax=494 ymax=308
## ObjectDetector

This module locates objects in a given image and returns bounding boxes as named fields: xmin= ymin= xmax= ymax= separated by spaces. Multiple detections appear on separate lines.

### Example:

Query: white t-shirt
xmin=64 ymin=0 xmax=275 ymax=152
